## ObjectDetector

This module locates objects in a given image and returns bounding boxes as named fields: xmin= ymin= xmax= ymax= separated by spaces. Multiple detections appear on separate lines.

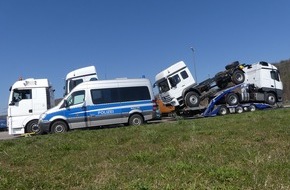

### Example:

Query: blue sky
xmin=1 ymin=0 xmax=290 ymax=114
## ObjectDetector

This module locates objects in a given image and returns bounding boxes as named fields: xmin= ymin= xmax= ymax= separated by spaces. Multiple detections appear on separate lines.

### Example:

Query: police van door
xmin=65 ymin=90 xmax=88 ymax=129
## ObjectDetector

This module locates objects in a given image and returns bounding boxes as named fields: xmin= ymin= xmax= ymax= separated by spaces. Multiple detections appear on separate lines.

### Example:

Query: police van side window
xmin=67 ymin=90 xmax=85 ymax=106
xmin=91 ymin=88 xmax=119 ymax=104
xmin=119 ymin=86 xmax=150 ymax=101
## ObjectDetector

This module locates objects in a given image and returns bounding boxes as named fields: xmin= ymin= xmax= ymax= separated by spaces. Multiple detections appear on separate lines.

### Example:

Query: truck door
xmin=168 ymin=69 xmax=194 ymax=100
xmin=65 ymin=90 xmax=88 ymax=129
xmin=8 ymin=89 xmax=33 ymax=129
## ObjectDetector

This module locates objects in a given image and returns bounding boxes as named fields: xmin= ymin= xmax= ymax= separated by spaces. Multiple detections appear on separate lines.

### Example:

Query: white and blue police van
xmin=39 ymin=78 xmax=157 ymax=134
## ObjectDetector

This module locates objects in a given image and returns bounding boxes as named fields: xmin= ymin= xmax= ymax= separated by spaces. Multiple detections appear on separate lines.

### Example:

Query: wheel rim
xmin=189 ymin=95 xmax=198 ymax=105
xmin=132 ymin=118 xmax=141 ymax=125
xmin=228 ymin=95 xmax=238 ymax=105
xmin=268 ymin=95 xmax=276 ymax=104
xmin=55 ymin=125 xmax=64 ymax=133
xmin=249 ymin=105 xmax=256 ymax=111
xmin=220 ymin=108 xmax=227 ymax=115
xmin=31 ymin=123 xmax=40 ymax=133
xmin=235 ymin=73 xmax=244 ymax=82
xmin=236 ymin=107 xmax=243 ymax=113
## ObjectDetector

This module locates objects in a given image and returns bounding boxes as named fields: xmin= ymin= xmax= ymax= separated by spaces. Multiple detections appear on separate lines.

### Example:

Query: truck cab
xmin=64 ymin=66 xmax=98 ymax=96
xmin=154 ymin=61 xmax=196 ymax=107
xmin=7 ymin=78 xmax=55 ymax=135
xmin=243 ymin=61 xmax=283 ymax=103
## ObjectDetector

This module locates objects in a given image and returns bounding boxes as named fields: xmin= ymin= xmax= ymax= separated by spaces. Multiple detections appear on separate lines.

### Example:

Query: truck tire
xmin=184 ymin=91 xmax=200 ymax=107
xmin=226 ymin=93 xmax=239 ymax=106
xmin=26 ymin=120 xmax=43 ymax=135
xmin=51 ymin=121 xmax=68 ymax=133
xmin=235 ymin=106 xmax=243 ymax=113
xmin=129 ymin=114 xmax=144 ymax=126
xmin=265 ymin=93 xmax=276 ymax=105
xmin=249 ymin=104 xmax=256 ymax=112
xmin=231 ymin=70 xmax=245 ymax=84
xmin=225 ymin=61 xmax=239 ymax=70
xmin=218 ymin=106 xmax=228 ymax=115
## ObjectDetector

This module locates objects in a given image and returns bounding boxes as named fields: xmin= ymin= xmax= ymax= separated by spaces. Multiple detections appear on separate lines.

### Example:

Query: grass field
xmin=0 ymin=108 xmax=289 ymax=189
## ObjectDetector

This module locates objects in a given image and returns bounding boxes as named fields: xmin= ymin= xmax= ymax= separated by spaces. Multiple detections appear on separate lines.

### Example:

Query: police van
xmin=39 ymin=78 xmax=157 ymax=133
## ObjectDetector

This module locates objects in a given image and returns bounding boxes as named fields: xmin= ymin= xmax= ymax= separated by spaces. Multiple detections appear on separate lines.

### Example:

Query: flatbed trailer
xmin=177 ymin=84 xmax=274 ymax=118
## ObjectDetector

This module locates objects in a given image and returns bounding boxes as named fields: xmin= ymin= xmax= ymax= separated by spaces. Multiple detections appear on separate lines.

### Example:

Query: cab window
xmin=12 ymin=89 xmax=32 ymax=102
xmin=169 ymin=74 xmax=181 ymax=87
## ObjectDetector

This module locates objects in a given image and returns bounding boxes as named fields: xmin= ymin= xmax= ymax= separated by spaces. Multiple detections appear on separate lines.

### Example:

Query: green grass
xmin=0 ymin=108 xmax=290 ymax=189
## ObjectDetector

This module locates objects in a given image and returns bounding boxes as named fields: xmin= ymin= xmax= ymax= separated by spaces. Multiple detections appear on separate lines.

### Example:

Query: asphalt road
xmin=0 ymin=130 xmax=17 ymax=140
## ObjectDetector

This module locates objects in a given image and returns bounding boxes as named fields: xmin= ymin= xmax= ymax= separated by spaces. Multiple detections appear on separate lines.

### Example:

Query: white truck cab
xmin=64 ymin=66 xmax=98 ymax=96
xmin=7 ymin=78 xmax=55 ymax=135
xmin=154 ymin=61 xmax=196 ymax=107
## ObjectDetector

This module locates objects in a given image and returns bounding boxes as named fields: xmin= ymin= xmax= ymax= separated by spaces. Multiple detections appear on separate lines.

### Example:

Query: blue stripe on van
xmin=44 ymin=100 xmax=153 ymax=121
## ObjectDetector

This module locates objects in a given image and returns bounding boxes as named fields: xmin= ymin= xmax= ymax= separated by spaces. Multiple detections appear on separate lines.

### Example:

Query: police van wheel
xmin=51 ymin=121 xmax=68 ymax=133
xmin=129 ymin=114 xmax=144 ymax=126
xmin=26 ymin=120 xmax=43 ymax=135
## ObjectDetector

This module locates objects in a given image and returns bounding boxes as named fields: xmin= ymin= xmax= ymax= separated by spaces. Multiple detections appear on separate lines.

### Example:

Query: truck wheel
xmin=226 ymin=93 xmax=239 ymax=106
xmin=185 ymin=91 xmax=200 ymax=107
xmin=26 ymin=120 xmax=43 ymax=135
xmin=235 ymin=106 xmax=243 ymax=114
xmin=232 ymin=70 xmax=245 ymax=84
xmin=129 ymin=114 xmax=144 ymax=126
xmin=265 ymin=93 xmax=276 ymax=105
xmin=218 ymin=106 xmax=228 ymax=115
xmin=249 ymin=104 xmax=256 ymax=112
xmin=51 ymin=121 xmax=68 ymax=133
xmin=225 ymin=61 xmax=239 ymax=70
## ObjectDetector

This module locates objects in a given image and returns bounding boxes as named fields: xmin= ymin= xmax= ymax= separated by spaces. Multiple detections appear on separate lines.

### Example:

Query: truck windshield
xmin=157 ymin=79 xmax=170 ymax=93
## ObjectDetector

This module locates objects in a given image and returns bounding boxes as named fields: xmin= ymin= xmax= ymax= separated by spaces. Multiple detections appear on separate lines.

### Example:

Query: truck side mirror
xmin=9 ymin=101 xmax=15 ymax=106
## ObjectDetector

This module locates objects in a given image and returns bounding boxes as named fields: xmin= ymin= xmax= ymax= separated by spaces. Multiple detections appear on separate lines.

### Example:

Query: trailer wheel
xmin=129 ymin=114 xmax=144 ymax=126
xmin=51 ymin=121 xmax=68 ymax=134
xmin=249 ymin=104 xmax=256 ymax=112
xmin=185 ymin=91 xmax=200 ymax=107
xmin=226 ymin=93 xmax=239 ymax=106
xmin=225 ymin=61 xmax=239 ymax=70
xmin=218 ymin=106 xmax=228 ymax=115
xmin=26 ymin=120 xmax=43 ymax=135
xmin=235 ymin=106 xmax=243 ymax=114
xmin=265 ymin=93 xmax=276 ymax=105
xmin=232 ymin=70 xmax=245 ymax=84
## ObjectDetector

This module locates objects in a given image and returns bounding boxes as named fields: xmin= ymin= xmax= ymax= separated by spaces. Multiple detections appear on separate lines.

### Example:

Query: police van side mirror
xmin=61 ymin=100 xmax=69 ymax=108
xmin=64 ymin=100 xmax=69 ymax=108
